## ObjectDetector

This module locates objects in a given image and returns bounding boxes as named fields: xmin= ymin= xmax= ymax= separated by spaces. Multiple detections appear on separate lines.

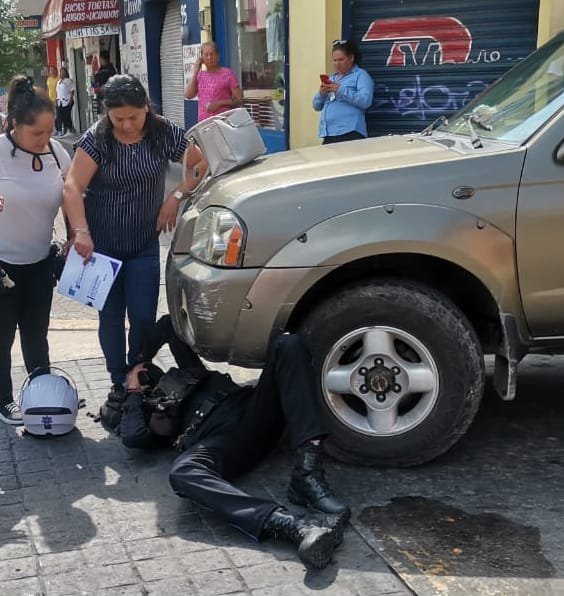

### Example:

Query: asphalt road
xmin=348 ymin=354 xmax=564 ymax=595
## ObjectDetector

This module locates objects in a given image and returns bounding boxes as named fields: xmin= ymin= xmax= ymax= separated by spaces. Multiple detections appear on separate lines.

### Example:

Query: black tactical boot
xmin=288 ymin=442 xmax=351 ymax=516
xmin=99 ymin=384 xmax=126 ymax=433
xmin=322 ymin=511 xmax=351 ymax=547
xmin=262 ymin=507 xmax=336 ymax=569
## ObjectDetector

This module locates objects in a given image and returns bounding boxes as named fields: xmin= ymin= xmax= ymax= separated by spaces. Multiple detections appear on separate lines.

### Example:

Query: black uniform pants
xmin=0 ymin=258 xmax=53 ymax=406
xmin=322 ymin=130 xmax=365 ymax=144
xmin=169 ymin=334 xmax=325 ymax=540
xmin=56 ymin=104 xmax=74 ymax=133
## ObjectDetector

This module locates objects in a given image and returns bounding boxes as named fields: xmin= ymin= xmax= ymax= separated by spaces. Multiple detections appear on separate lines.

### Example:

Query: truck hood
xmin=187 ymin=133 xmax=524 ymax=267
xmin=197 ymin=135 xmax=455 ymax=209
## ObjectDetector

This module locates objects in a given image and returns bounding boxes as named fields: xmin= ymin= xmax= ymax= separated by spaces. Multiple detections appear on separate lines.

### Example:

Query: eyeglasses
xmin=332 ymin=39 xmax=348 ymax=46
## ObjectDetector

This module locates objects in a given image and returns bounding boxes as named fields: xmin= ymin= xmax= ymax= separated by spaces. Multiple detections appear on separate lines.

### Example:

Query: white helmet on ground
xmin=19 ymin=368 xmax=79 ymax=436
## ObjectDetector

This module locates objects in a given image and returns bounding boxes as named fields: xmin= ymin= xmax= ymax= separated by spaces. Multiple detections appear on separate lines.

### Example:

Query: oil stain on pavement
xmin=359 ymin=496 xmax=555 ymax=579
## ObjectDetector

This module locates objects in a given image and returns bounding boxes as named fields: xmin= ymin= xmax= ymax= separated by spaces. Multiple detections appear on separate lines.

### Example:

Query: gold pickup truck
xmin=167 ymin=33 xmax=564 ymax=467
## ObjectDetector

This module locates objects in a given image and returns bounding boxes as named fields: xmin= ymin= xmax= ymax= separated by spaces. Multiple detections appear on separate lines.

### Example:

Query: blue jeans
xmin=98 ymin=243 xmax=160 ymax=384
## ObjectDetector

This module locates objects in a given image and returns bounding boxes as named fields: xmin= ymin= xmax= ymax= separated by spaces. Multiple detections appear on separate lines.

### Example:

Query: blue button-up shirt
xmin=312 ymin=65 xmax=375 ymax=138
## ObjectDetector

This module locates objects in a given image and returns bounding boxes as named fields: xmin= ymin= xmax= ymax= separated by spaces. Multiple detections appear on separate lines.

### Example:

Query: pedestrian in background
xmin=63 ymin=74 xmax=202 ymax=403
xmin=93 ymin=50 xmax=117 ymax=115
xmin=185 ymin=41 xmax=243 ymax=122
xmin=46 ymin=65 xmax=58 ymax=104
xmin=313 ymin=40 xmax=374 ymax=144
xmin=184 ymin=41 xmax=242 ymax=180
xmin=0 ymin=76 xmax=71 ymax=425
xmin=55 ymin=67 xmax=75 ymax=136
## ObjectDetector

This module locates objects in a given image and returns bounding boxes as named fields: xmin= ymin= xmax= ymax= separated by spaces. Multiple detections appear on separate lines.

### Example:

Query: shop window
xmin=236 ymin=0 xmax=285 ymax=131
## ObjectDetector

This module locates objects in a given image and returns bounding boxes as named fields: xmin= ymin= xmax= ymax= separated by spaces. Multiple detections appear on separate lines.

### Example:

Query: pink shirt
xmin=197 ymin=67 xmax=240 ymax=121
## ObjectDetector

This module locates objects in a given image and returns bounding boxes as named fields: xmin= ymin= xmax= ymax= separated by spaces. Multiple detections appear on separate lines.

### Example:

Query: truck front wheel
xmin=299 ymin=280 xmax=485 ymax=467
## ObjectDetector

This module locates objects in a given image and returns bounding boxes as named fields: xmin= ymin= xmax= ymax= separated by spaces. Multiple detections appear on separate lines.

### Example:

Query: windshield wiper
xmin=420 ymin=115 xmax=448 ymax=136
xmin=463 ymin=114 xmax=486 ymax=149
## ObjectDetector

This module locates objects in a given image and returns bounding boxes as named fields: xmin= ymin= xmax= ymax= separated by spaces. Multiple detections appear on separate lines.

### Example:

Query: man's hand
xmin=127 ymin=363 xmax=149 ymax=393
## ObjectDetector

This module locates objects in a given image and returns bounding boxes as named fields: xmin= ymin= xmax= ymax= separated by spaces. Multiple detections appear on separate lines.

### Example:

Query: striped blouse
xmin=76 ymin=119 xmax=187 ymax=258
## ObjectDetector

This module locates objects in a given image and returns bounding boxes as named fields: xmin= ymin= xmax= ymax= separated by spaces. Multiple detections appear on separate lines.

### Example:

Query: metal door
xmin=348 ymin=0 xmax=540 ymax=136
xmin=160 ymin=0 xmax=185 ymax=127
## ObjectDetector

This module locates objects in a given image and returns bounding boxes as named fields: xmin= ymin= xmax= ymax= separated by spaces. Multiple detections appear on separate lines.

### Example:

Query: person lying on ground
xmin=100 ymin=315 xmax=350 ymax=569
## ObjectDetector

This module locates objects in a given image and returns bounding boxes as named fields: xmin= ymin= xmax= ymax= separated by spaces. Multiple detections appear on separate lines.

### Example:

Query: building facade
xmin=289 ymin=0 xmax=563 ymax=148
xmin=41 ymin=0 xmax=121 ymax=131
xmin=30 ymin=0 xmax=563 ymax=145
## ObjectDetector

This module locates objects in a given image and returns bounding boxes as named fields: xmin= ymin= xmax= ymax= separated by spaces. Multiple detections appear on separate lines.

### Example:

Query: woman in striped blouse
xmin=63 ymin=75 xmax=203 ymax=401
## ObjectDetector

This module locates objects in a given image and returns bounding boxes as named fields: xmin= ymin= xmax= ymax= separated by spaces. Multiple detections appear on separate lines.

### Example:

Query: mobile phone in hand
xmin=320 ymin=74 xmax=331 ymax=85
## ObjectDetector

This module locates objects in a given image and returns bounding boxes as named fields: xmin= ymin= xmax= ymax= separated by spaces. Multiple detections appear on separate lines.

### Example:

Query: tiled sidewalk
xmin=1 ymin=356 xmax=411 ymax=596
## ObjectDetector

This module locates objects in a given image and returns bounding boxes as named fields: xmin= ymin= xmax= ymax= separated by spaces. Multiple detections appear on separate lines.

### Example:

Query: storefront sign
xmin=66 ymin=23 xmax=119 ymax=38
xmin=122 ymin=0 xmax=142 ymax=19
xmin=14 ymin=15 xmax=42 ymax=30
xmin=183 ymin=44 xmax=200 ymax=92
xmin=42 ymin=0 xmax=120 ymax=37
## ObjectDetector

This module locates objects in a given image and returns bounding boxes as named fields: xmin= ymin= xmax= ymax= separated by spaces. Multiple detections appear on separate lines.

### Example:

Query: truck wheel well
xmin=286 ymin=254 xmax=501 ymax=352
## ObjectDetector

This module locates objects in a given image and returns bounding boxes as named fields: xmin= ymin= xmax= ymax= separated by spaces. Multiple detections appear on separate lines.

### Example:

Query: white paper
xmin=58 ymin=247 xmax=122 ymax=311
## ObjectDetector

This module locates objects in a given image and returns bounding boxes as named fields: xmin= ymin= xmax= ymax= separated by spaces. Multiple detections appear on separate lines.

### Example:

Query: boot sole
xmin=298 ymin=527 xmax=335 ymax=569
xmin=323 ymin=512 xmax=350 ymax=547
xmin=287 ymin=487 xmax=350 ymax=546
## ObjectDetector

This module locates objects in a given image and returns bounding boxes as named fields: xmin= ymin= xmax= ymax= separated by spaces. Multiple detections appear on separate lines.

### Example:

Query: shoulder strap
xmin=174 ymin=374 xmax=234 ymax=451
xmin=48 ymin=141 xmax=62 ymax=171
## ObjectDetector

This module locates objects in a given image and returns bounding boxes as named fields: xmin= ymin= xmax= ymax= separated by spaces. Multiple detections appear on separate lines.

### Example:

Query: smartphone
xmin=320 ymin=74 xmax=331 ymax=85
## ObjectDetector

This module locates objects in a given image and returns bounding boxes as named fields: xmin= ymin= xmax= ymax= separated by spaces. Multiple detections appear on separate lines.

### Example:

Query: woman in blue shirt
xmin=313 ymin=40 xmax=374 ymax=144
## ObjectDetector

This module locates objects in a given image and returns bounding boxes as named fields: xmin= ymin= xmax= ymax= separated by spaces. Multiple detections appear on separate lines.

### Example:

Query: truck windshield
xmin=441 ymin=33 xmax=563 ymax=145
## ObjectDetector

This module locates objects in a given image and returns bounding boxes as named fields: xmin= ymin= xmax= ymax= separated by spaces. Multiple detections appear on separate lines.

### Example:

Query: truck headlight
xmin=190 ymin=207 xmax=246 ymax=267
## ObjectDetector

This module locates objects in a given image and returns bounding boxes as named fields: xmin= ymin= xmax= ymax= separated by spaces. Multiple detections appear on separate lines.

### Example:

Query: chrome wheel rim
xmin=321 ymin=326 xmax=440 ymax=437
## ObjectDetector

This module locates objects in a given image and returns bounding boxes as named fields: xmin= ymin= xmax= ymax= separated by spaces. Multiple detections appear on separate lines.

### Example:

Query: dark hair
xmin=100 ymin=49 xmax=110 ymax=61
xmin=97 ymin=74 xmax=169 ymax=160
xmin=6 ymin=75 xmax=54 ymax=133
xmin=332 ymin=39 xmax=362 ymax=66
xmin=59 ymin=67 xmax=70 ymax=78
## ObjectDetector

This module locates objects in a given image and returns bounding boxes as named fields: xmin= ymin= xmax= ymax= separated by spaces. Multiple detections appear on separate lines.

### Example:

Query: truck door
xmin=516 ymin=111 xmax=564 ymax=336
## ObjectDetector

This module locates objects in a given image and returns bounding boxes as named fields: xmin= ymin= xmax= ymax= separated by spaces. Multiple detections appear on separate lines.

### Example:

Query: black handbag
xmin=49 ymin=241 xmax=66 ymax=282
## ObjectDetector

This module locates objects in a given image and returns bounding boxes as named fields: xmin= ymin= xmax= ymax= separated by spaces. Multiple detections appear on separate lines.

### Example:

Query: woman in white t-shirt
xmin=55 ymin=67 xmax=76 ymax=136
xmin=0 ymin=76 xmax=71 ymax=425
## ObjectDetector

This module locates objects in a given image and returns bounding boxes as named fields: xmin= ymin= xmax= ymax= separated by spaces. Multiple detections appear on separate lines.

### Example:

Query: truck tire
xmin=299 ymin=279 xmax=485 ymax=467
